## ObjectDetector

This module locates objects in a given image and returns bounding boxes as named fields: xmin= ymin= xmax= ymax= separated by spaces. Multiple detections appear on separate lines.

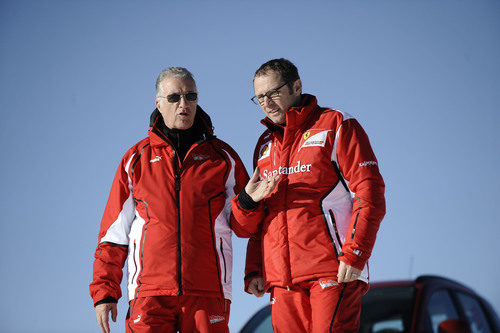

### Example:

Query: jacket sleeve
xmin=244 ymin=232 xmax=264 ymax=293
xmin=230 ymin=194 xmax=265 ymax=238
xmin=220 ymin=143 xmax=265 ymax=238
xmin=335 ymin=118 xmax=386 ymax=270
xmin=89 ymin=151 xmax=137 ymax=305
xmin=241 ymin=138 xmax=268 ymax=292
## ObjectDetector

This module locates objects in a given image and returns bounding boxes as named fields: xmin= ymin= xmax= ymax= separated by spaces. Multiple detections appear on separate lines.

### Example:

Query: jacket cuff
xmin=338 ymin=251 xmax=367 ymax=271
xmin=238 ymin=188 xmax=259 ymax=211
xmin=94 ymin=296 xmax=118 ymax=307
xmin=244 ymin=271 xmax=261 ymax=281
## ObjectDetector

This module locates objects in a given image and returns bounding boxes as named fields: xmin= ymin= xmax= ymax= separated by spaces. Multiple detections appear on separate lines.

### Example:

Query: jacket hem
xmin=128 ymin=289 xmax=228 ymax=301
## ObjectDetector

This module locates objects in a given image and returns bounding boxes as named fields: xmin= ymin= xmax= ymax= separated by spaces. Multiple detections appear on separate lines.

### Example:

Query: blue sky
xmin=1 ymin=0 xmax=499 ymax=332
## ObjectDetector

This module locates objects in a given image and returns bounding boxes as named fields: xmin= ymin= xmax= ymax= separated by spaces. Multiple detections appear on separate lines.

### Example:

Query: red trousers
xmin=125 ymin=295 xmax=230 ymax=333
xmin=270 ymin=279 xmax=368 ymax=333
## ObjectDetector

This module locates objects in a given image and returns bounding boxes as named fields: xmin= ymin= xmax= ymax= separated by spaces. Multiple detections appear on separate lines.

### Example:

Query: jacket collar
xmin=148 ymin=105 xmax=215 ymax=147
xmin=261 ymin=94 xmax=319 ymax=133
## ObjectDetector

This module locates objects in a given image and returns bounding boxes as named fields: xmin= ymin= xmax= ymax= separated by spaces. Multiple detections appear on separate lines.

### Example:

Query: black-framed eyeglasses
xmin=251 ymin=82 xmax=289 ymax=105
xmin=159 ymin=92 xmax=198 ymax=103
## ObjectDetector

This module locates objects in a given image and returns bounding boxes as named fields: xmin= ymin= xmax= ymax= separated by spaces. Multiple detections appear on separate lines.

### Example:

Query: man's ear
xmin=293 ymin=79 xmax=302 ymax=96
xmin=155 ymin=98 xmax=160 ymax=110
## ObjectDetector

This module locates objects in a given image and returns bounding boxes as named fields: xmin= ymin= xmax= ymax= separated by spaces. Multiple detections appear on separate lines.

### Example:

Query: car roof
xmin=370 ymin=275 xmax=477 ymax=295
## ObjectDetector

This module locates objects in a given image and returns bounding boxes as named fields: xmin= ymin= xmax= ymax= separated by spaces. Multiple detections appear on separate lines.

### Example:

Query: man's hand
xmin=337 ymin=261 xmax=362 ymax=283
xmin=245 ymin=168 xmax=280 ymax=203
xmin=95 ymin=302 xmax=117 ymax=333
xmin=248 ymin=277 xmax=266 ymax=297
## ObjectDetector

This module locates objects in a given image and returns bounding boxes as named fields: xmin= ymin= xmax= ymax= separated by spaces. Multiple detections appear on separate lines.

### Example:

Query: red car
xmin=240 ymin=275 xmax=500 ymax=333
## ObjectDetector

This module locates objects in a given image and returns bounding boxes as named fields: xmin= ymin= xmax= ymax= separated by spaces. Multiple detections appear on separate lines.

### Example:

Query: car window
xmin=426 ymin=289 xmax=459 ymax=333
xmin=250 ymin=315 xmax=273 ymax=333
xmin=359 ymin=286 xmax=415 ymax=333
xmin=239 ymin=306 xmax=273 ymax=333
xmin=455 ymin=292 xmax=492 ymax=333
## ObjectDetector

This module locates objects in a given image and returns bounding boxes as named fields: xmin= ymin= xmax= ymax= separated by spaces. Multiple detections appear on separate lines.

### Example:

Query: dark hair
xmin=254 ymin=58 xmax=300 ymax=92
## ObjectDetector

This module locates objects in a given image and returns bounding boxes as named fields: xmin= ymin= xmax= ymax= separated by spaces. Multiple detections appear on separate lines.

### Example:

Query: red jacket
xmin=231 ymin=95 xmax=386 ymax=291
xmin=90 ymin=108 xmax=254 ymax=305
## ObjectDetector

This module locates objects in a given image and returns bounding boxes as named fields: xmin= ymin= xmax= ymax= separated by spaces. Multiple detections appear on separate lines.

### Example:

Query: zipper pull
xmin=175 ymin=174 xmax=181 ymax=191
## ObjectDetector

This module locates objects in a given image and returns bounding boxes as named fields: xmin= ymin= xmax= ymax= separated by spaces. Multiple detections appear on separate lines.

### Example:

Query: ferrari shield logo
xmin=303 ymin=131 xmax=311 ymax=140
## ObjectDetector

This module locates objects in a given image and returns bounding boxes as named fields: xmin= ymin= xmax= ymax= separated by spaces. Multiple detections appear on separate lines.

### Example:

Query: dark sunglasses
xmin=160 ymin=92 xmax=198 ymax=103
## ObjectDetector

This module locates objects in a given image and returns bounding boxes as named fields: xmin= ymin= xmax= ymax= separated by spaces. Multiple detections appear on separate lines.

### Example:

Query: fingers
xmin=256 ymin=278 xmax=266 ymax=297
xmin=249 ymin=167 xmax=261 ymax=183
xmin=257 ymin=278 xmax=264 ymax=290
xmin=257 ymin=174 xmax=280 ymax=199
xmin=96 ymin=304 xmax=111 ymax=333
xmin=337 ymin=261 xmax=347 ymax=283
xmin=343 ymin=273 xmax=357 ymax=283
xmin=97 ymin=312 xmax=109 ymax=333
xmin=245 ymin=168 xmax=262 ymax=200
xmin=268 ymin=174 xmax=280 ymax=191
xmin=248 ymin=279 xmax=259 ymax=296
xmin=337 ymin=261 xmax=361 ymax=283
xmin=248 ymin=278 xmax=266 ymax=297
xmin=247 ymin=171 xmax=281 ymax=202
xmin=111 ymin=303 xmax=117 ymax=322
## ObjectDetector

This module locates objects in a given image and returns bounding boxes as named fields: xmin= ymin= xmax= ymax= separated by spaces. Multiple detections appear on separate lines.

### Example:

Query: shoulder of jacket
xmin=256 ymin=129 xmax=273 ymax=146
xmin=122 ymin=137 xmax=150 ymax=160
xmin=317 ymin=107 xmax=357 ymax=129
xmin=209 ymin=138 xmax=241 ymax=160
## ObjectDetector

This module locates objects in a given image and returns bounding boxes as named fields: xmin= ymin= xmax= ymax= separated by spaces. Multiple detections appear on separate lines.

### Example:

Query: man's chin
xmin=270 ymin=116 xmax=285 ymax=125
xmin=173 ymin=121 xmax=194 ymax=130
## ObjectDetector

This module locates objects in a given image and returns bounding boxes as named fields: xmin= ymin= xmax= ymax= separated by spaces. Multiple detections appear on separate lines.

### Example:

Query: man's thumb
xmin=250 ymin=167 xmax=261 ymax=183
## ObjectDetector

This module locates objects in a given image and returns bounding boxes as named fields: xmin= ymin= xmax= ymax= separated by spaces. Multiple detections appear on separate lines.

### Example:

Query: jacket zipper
xmin=220 ymin=237 xmax=227 ymax=283
xmin=328 ymin=209 xmax=343 ymax=258
xmin=351 ymin=197 xmax=361 ymax=239
xmin=281 ymin=129 xmax=293 ymax=284
xmin=132 ymin=197 xmax=150 ymax=300
xmin=174 ymin=152 xmax=183 ymax=296
xmin=131 ymin=241 xmax=138 ymax=284
xmin=151 ymin=127 xmax=209 ymax=296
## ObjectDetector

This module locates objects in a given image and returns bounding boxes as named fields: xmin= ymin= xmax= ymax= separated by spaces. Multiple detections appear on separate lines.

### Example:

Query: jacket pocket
xmin=220 ymin=237 xmax=227 ymax=283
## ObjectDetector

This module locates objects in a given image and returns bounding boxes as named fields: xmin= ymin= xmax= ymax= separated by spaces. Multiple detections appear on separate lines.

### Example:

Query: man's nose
xmin=262 ymin=96 xmax=274 ymax=108
xmin=179 ymin=95 xmax=189 ymax=106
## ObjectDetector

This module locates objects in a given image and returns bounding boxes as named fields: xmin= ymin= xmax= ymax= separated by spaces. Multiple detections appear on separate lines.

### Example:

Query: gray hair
xmin=155 ymin=67 xmax=196 ymax=98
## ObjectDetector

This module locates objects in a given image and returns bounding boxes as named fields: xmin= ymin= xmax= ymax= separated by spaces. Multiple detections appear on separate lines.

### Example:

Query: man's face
xmin=253 ymin=71 xmax=302 ymax=125
xmin=155 ymin=76 xmax=197 ymax=130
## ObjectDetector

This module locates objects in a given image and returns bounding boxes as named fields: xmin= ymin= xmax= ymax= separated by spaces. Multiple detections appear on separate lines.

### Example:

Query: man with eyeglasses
xmin=90 ymin=67 xmax=269 ymax=333
xmin=231 ymin=58 xmax=386 ymax=332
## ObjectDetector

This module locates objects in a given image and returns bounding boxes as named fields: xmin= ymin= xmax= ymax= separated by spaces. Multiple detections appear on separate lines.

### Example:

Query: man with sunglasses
xmin=90 ymin=67 xmax=268 ymax=333
xmin=231 ymin=59 xmax=386 ymax=332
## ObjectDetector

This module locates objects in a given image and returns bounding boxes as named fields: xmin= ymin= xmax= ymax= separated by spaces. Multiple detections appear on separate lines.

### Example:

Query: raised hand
xmin=245 ymin=168 xmax=280 ymax=202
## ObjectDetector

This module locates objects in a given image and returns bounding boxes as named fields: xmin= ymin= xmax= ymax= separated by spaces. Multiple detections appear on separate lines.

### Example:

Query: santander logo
xmin=262 ymin=160 xmax=312 ymax=178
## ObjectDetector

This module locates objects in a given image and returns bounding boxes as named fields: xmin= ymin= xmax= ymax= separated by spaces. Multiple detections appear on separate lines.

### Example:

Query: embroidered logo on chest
xmin=258 ymin=142 xmax=272 ymax=160
xmin=298 ymin=130 xmax=330 ymax=151
xmin=150 ymin=155 xmax=162 ymax=163
xmin=193 ymin=154 xmax=210 ymax=161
